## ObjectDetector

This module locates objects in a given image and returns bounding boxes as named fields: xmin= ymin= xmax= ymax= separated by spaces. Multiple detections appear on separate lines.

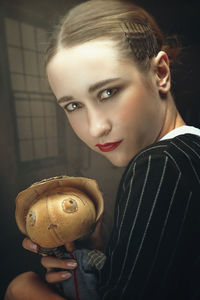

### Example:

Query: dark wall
xmin=133 ymin=0 xmax=200 ymax=127
xmin=0 ymin=0 xmax=83 ymax=297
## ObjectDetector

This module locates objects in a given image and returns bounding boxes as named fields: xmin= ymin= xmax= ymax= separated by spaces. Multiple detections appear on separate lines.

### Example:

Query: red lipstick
xmin=96 ymin=140 xmax=122 ymax=152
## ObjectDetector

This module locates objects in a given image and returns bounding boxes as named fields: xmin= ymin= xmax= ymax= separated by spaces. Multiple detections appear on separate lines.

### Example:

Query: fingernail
xmin=67 ymin=262 xmax=77 ymax=268
xmin=31 ymin=243 xmax=38 ymax=251
xmin=61 ymin=272 xmax=71 ymax=279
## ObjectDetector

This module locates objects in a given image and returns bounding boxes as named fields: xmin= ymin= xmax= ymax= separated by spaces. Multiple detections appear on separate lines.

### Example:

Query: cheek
xmin=69 ymin=120 xmax=83 ymax=137
xmin=115 ymin=88 xmax=145 ymax=124
xmin=67 ymin=115 xmax=90 ymax=143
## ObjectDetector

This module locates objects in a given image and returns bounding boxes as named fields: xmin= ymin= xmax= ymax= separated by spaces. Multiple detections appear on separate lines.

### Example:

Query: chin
xmin=107 ymin=154 xmax=132 ymax=168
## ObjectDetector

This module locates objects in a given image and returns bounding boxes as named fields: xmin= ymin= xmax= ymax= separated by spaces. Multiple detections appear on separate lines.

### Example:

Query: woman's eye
xmin=100 ymin=88 xmax=118 ymax=100
xmin=64 ymin=102 xmax=81 ymax=112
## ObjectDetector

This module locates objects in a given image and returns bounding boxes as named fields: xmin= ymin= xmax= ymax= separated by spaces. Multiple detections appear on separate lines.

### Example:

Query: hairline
xmin=46 ymin=36 xmax=153 ymax=76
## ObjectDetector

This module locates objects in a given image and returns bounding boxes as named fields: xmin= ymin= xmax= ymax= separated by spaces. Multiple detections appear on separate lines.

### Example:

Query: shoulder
xmin=120 ymin=134 xmax=200 ymax=192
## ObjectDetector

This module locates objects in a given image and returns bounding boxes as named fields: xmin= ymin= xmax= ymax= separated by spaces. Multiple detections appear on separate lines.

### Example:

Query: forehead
xmin=46 ymin=40 xmax=138 ymax=97
xmin=47 ymin=40 xmax=121 ymax=74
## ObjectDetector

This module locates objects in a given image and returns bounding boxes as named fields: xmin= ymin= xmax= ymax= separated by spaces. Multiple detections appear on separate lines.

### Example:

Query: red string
xmin=69 ymin=252 xmax=81 ymax=300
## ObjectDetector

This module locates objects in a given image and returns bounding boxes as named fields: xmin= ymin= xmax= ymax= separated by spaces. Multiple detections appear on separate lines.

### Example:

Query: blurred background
xmin=0 ymin=0 xmax=199 ymax=298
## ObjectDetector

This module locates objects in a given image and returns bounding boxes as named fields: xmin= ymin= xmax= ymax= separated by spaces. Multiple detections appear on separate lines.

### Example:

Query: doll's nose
xmin=62 ymin=198 xmax=78 ymax=213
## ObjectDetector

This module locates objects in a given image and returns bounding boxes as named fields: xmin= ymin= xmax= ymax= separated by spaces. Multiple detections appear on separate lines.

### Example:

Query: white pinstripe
xmin=193 ymin=140 xmax=200 ymax=148
xmin=100 ymin=135 xmax=200 ymax=299
xmin=117 ymin=163 xmax=136 ymax=228
xmin=122 ymin=145 xmax=166 ymax=188
xmin=171 ymin=142 xmax=200 ymax=183
xmin=164 ymin=151 xmax=182 ymax=173
xmin=101 ymin=163 xmax=137 ymax=293
xmin=121 ymin=156 xmax=168 ymax=298
xmin=115 ymin=156 xmax=152 ymax=287
xmin=177 ymin=137 xmax=200 ymax=159
xmin=139 ymin=171 xmax=181 ymax=298
xmin=161 ymin=191 xmax=193 ymax=286
xmin=107 ymin=164 xmax=137 ymax=260
xmin=102 ymin=155 xmax=152 ymax=298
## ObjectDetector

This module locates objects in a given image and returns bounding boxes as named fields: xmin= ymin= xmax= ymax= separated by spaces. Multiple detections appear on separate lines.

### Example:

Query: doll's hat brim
xmin=15 ymin=176 xmax=104 ymax=235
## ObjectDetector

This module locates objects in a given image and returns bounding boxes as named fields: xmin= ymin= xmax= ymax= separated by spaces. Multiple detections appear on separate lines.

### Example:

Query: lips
xmin=96 ymin=140 xmax=122 ymax=152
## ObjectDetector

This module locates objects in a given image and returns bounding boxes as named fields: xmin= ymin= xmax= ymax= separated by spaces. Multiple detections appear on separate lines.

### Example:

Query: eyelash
xmin=99 ymin=88 xmax=119 ymax=100
xmin=64 ymin=102 xmax=82 ymax=112
xmin=63 ymin=87 xmax=119 ymax=113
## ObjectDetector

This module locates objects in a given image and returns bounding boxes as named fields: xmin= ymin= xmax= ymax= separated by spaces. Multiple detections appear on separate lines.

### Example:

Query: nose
xmin=87 ymin=106 xmax=112 ymax=138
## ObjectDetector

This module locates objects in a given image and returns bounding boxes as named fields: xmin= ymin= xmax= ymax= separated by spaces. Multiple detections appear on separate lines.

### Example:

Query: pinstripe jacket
xmin=99 ymin=133 xmax=200 ymax=300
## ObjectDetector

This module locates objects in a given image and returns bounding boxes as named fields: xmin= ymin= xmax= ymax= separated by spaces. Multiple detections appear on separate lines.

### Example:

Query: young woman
xmin=5 ymin=1 xmax=200 ymax=299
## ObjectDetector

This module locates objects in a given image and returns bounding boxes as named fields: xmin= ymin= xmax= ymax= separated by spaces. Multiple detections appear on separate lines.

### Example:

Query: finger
xmin=22 ymin=237 xmax=39 ymax=253
xmin=41 ymin=256 xmax=77 ymax=270
xmin=64 ymin=241 xmax=75 ymax=252
xmin=45 ymin=270 xmax=72 ymax=283
xmin=40 ymin=255 xmax=52 ymax=273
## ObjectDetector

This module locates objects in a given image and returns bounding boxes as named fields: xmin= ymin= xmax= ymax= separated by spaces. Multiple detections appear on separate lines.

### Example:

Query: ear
xmin=154 ymin=51 xmax=171 ymax=96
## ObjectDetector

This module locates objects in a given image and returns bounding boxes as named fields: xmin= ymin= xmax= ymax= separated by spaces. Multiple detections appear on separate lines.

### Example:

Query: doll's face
xmin=26 ymin=187 xmax=96 ymax=248
xmin=47 ymin=40 xmax=168 ymax=167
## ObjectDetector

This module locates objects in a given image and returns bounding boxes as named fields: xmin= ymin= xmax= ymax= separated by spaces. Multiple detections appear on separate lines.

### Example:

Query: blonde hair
xmin=45 ymin=0 xmax=179 ymax=71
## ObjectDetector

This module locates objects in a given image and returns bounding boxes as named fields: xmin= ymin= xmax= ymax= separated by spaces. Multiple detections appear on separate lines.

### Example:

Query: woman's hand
xmin=40 ymin=255 xmax=77 ymax=283
xmin=22 ymin=238 xmax=77 ymax=283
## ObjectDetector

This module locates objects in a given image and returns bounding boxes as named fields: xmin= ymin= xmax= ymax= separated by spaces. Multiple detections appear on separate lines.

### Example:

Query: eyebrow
xmin=57 ymin=77 xmax=121 ymax=104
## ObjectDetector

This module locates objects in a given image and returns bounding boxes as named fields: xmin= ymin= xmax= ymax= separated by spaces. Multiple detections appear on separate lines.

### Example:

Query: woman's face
xmin=47 ymin=40 xmax=167 ymax=167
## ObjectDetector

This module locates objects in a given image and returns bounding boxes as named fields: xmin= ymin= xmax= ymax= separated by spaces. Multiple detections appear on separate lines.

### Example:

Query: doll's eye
xmin=100 ymin=88 xmax=118 ymax=100
xmin=27 ymin=211 xmax=36 ymax=226
xmin=62 ymin=198 xmax=78 ymax=213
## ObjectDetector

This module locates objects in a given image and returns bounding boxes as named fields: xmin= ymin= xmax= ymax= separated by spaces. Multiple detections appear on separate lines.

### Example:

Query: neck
xmin=156 ymin=93 xmax=186 ymax=142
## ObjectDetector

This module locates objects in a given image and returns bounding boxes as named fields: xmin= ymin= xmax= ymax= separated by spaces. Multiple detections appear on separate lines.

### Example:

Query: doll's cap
xmin=15 ymin=175 xmax=104 ymax=235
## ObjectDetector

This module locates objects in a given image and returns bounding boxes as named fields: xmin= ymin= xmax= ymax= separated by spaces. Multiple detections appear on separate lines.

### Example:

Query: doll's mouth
xmin=48 ymin=224 xmax=57 ymax=230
